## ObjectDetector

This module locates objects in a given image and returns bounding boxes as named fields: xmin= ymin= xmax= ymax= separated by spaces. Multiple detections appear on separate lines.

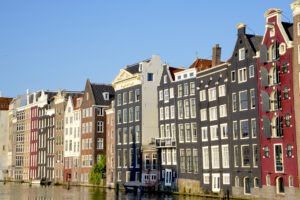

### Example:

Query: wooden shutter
xmin=263 ymin=116 xmax=271 ymax=138
xmin=260 ymin=45 xmax=268 ymax=63
xmin=261 ymin=91 xmax=270 ymax=112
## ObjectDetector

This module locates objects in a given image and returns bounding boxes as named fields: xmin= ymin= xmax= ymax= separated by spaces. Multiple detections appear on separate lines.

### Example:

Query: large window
xmin=222 ymin=145 xmax=229 ymax=168
xmin=178 ymin=84 xmax=182 ymax=98
xmin=123 ymin=109 xmax=128 ymax=123
xmin=232 ymin=93 xmax=237 ymax=112
xmin=210 ymin=125 xmax=218 ymax=141
xmin=275 ymin=144 xmax=283 ymax=172
xmin=186 ymin=149 xmax=192 ymax=172
xmin=184 ymin=100 xmax=190 ymax=118
xmin=97 ymin=121 xmax=103 ymax=133
xmin=209 ymin=106 xmax=217 ymax=121
xmin=193 ymin=149 xmax=198 ymax=174
xmin=253 ymin=144 xmax=258 ymax=167
xmin=191 ymin=123 xmax=197 ymax=142
xmin=250 ymin=89 xmax=256 ymax=109
xmin=97 ymin=138 xmax=103 ymax=149
xmin=200 ymin=90 xmax=206 ymax=101
xmin=219 ymin=104 xmax=227 ymax=118
xmin=218 ymin=85 xmax=226 ymax=97
xmin=234 ymin=146 xmax=239 ymax=167
xmin=233 ymin=121 xmax=238 ymax=139
xmin=180 ymin=149 xmax=185 ymax=173
xmin=202 ymin=127 xmax=208 ymax=141
xmin=135 ymin=106 xmax=140 ymax=121
xmin=164 ymin=89 xmax=169 ymax=103
xmin=190 ymin=99 xmax=196 ymax=118
xmin=238 ymin=68 xmax=247 ymax=83
xmin=211 ymin=146 xmax=220 ymax=169
xmin=185 ymin=123 xmax=191 ymax=142
xmin=179 ymin=124 xmax=184 ymax=143
xmin=240 ymin=120 xmax=249 ymax=139
xmin=251 ymin=119 xmax=257 ymax=138
xmin=200 ymin=109 xmax=207 ymax=121
xmin=208 ymin=87 xmax=217 ymax=101
xmin=178 ymin=101 xmax=183 ymax=119
xmin=202 ymin=147 xmax=209 ymax=169
xmin=135 ymin=125 xmax=140 ymax=143
xmin=241 ymin=145 xmax=250 ymax=167
xmin=239 ymin=91 xmax=248 ymax=110
xmin=220 ymin=123 xmax=228 ymax=139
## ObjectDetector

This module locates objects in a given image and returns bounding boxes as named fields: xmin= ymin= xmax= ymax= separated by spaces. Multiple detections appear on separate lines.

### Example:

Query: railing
xmin=155 ymin=137 xmax=176 ymax=148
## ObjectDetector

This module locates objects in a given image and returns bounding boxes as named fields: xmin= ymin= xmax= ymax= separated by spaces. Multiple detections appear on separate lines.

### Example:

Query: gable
xmin=112 ymin=69 xmax=135 ymax=84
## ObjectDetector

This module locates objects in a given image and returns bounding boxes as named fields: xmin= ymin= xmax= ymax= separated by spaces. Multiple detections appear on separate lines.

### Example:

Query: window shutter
xmin=261 ymin=67 xmax=269 ymax=87
xmin=261 ymin=91 xmax=270 ymax=112
xmin=263 ymin=116 xmax=271 ymax=138
xmin=260 ymin=45 xmax=268 ymax=63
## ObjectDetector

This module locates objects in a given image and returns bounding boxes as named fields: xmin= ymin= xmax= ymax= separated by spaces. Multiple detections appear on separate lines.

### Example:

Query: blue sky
xmin=0 ymin=0 xmax=294 ymax=97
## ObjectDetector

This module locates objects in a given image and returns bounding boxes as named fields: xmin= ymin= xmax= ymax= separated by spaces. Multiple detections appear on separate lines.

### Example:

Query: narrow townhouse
xmin=0 ymin=95 xmax=13 ymax=180
xmin=113 ymin=55 xmax=164 ymax=185
xmin=228 ymin=24 xmax=263 ymax=197
xmin=106 ymin=101 xmax=115 ymax=187
xmin=291 ymin=0 xmax=300 ymax=192
xmin=23 ymin=104 xmax=31 ymax=180
xmin=63 ymin=96 xmax=83 ymax=183
xmin=80 ymin=79 xmax=114 ymax=183
xmin=258 ymin=8 xmax=299 ymax=198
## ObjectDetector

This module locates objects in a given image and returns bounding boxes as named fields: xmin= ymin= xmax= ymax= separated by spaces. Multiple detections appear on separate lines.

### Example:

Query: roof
xmin=124 ymin=58 xmax=151 ymax=74
xmin=73 ymin=96 xmax=83 ymax=110
xmin=0 ymin=97 xmax=13 ymax=110
xmin=246 ymin=34 xmax=263 ymax=52
xmin=90 ymin=83 xmax=115 ymax=106
xmin=168 ymin=67 xmax=185 ymax=81
xmin=282 ymin=22 xmax=293 ymax=41
xmin=189 ymin=58 xmax=213 ymax=72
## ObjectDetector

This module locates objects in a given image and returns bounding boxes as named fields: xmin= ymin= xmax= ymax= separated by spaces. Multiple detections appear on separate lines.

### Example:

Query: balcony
xmin=155 ymin=137 xmax=176 ymax=148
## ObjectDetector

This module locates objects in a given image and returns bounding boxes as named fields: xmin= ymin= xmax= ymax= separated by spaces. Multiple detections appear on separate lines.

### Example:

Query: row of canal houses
xmin=1 ymin=1 xmax=300 ymax=199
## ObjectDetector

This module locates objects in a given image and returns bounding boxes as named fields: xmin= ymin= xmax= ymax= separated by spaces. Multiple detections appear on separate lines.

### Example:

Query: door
xmin=212 ymin=173 xmax=220 ymax=192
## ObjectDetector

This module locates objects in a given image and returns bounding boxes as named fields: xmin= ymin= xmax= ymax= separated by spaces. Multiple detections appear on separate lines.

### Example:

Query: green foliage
xmin=89 ymin=155 xmax=106 ymax=185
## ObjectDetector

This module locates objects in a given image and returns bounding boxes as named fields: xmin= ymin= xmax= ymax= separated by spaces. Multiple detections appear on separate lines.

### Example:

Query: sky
xmin=0 ymin=0 xmax=295 ymax=97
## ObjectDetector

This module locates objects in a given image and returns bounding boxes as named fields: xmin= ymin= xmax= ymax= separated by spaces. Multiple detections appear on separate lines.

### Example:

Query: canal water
xmin=0 ymin=182 xmax=213 ymax=200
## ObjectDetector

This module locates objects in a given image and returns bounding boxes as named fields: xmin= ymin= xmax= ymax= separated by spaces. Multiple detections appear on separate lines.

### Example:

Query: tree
xmin=89 ymin=155 xmax=106 ymax=185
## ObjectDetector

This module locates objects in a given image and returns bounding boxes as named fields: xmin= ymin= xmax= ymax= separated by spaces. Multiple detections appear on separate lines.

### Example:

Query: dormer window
xmin=190 ymin=72 xmax=194 ymax=77
xmin=139 ymin=63 xmax=143 ymax=72
xmin=239 ymin=48 xmax=245 ymax=61
xmin=103 ymin=92 xmax=109 ymax=100
xmin=183 ymin=74 xmax=188 ymax=79
xmin=178 ymin=75 xmax=181 ymax=80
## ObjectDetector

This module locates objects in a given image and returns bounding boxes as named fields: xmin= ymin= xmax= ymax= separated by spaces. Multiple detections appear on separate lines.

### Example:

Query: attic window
xmin=164 ymin=75 xmax=167 ymax=84
xmin=103 ymin=92 xmax=109 ymax=100
xmin=239 ymin=48 xmax=245 ymax=60
xmin=178 ymin=75 xmax=182 ymax=80
xmin=139 ymin=64 xmax=143 ymax=72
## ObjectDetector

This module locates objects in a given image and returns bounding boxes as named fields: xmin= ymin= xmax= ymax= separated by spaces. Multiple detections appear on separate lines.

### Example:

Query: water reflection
xmin=0 ymin=182 xmax=211 ymax=200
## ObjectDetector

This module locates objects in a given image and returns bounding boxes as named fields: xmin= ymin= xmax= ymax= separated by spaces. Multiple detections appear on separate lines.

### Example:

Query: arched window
xmin=282 ymin=62 xmax=288 ymax=73
xmin=287 ymin=144 xmax=292 ymax=158
xmin=271 ymin=116 xmax=283 ymax=137
xmin=276 ymin=177 xmax=285 ymax=194
xmin=283 ymin=86 xmax=289 ymax=100
xmin=268 ymin=43 xmax=278 ymax=61
xmin=270 ymin=90 xmax=279 ymax=111
xmin=244 ymin=177 xmax=251 ymax=194
xmin=285 ymin=114 xmax=291 ymax=127
xmin=264 ymin=146 xmax=269 ymax=158
xmin=235 ymin=176 xmax=240 ymax=187
xmin=269 ymin=66 xmax=280 ymax=85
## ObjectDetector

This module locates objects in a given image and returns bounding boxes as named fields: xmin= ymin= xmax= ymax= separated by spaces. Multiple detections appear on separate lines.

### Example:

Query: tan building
xmin=23 ymin=106 xmax=31 ymax=180
xmin=80 ymin=79 xmax=114 ymax=183
xmin=105 ymin=101 xmax=115 ymax=187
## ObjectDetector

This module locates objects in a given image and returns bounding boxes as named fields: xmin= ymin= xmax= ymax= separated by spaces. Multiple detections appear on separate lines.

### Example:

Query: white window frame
xmin=170 ymin=105 xmax=175 ymax=119
xmin=239 ymin=48 xmax=245 ymax=61
xmin=200 ymin=109 xmax=207 ymax=121
xmin=249 ymin=65 xmax=255 ymax=78
xmin=220 ymin=123 xmax=228 ymax=139
xmin=208 ymin=87 xmax=217 ymax=101
xmin=219 ymin=104 xmax=227 ymax=118
xmin=170 ymin=88 xmax=174 ymax=99
xmin=222 ymin=145 xmax=229 ymax=168
xmin=218 ymin=85 xmax=226 ymax=97
xmin=211 ymin=145 xmax=220 ymax=169
xmin=239 ymin=90 xmax=248 ymax=111
xmin=203 ymin=173 xmax=210 ymax=184
xmin=201 ymin=127 xmax=208 ymax=142
xmin=200 ymin=90 xmax=206 ymax=102
xmin=210 ymin=125 xmax=218 ymax=141
xmin=209 ymin=106 xmax=217 ymax=121
xmin=202 ymin=147 xmax=209 ymax=169
xmin=238 ymin=68 xmax=247 ymax=83
xmin=223 ymin=173 xmax=230 ymax=185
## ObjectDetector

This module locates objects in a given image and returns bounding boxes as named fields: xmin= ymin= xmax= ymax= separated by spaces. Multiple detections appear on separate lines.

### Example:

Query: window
xmin=165 ymin=106 xmax=170 ymax=120
xmin=298 ymin=45 xmax=300 ymax=64
xmin=172 ymin=149 xmax=177 ymax=165
xmin=209 ymin=106 xmax=217 ymax=121
xmin=275 ymin=144 xmax=283 ymax=172
xmin=185 ymin=123 xmax=191 ymax=142
xmin=249 ymin=65 xmax=255 ymax=78
xmin=164 ymin=75 xmax=167 ymax=83
xmin=201 ymin=127 xmax=208 ymax=141
xmin=218 ymin=85 xmax=225 ymax=97
xmin=203 ymin=173 xmax=210 ymax=184
xmin=129 ymin=148 xmax=134 ymax=167
xmin=186 ymin=149 xmax=192 ymax=172
xmin=139 ymin=63 xmax=143 ymax=72
xmin=97 ymin=108 xmax=103 ymax=116
xmin=269 ymin=66 xmax=280 ymax=85
xmin=129 ymin=127 xmax=134 ymax=143
xmin=165 ymin=124 xmax=171 ymax=138
xmin=180 ymin=149 xmax=185 ymax=173
xmin=129 ymin=91 xmax=134 ymax=103
xmin=190 ymin=82 xmax=195 ymax=95
xmin=171 ymin=123 xmax=176 ymax=138
xmin=123 ymin=149 xmax=128 ymax=167
xmin=178 ymin=84 xmax=182 ymax=98
xmin=283 ymin=86 xmax=289 ymax=99
xmin=239 ymin=91 xmax=248 ymax=110
xmin=97 ymin=121 xmax=103 ymax=133
xmin=184 ymin=100 xmax=190 ymax=119
xmin=219 ymin=104 xmax=227 ymax=118
xmin=287 ymin=144 xmax=292 ymax=158
xmin=264 ymin=146 xmax=269 ymax=158
xmin=184 ymin=83 xmax=189 ymax=96
xmin=170 ymin=105 xmax=175 ymax=119
xmin=239 ymin=48 xmax=245 ymax=60
xmin=97 ymin=138 xmax=103 ymax=149
xmin=170 ymin=88 xmax=174 ymax=98
xmin=147 ymin=73 xmax=153 ymax=81
xmin=271 ymin=116 xmax=283 ymax=137
xmin=123 ymin=128 xmax=128 ymax=144
xmin=117 ymin=94 xmax=121 ymax=106
xmin=251 ymin=119 xmax=257 ymax=138
xmin=164 ymin=89 xmax=169 ymax=103
xmin=123 ymin=92 xmax=128 ymax=105
xmin=252 ymin=144 xmax=258 ymax=167
xmin=282 ymin=62 xmax=288 ymax=74
xmin=298 ymin=22 xmax=300 ymax=36
xmin=238 ymin=68 xmax=247 ymax=83
xmin=211 ymin=146 xmax=220 ymax=169
xmin=117 ymin=110 xmax=122 ymax=124
xmin=244 ymin=177 xmax=251 ymax=194
xmin=233 ymin=121 xmax=238 ymax=139
xmin=135 ymin=106 xmax=140 ymax=121
xmin=222 ymin=145 xmax=229 ymax=168
xmin=208 ymin=87 xmax=216 ymax=101
xmin=234 ymin=146 xmax=239 ymax=167
xmin=129 ymin=107 xmax=134 ymax=122
xmin=190 ymin=99 xmax=196 ymax=118
xmin=200 ymin=90 xmax=206 ymax=101
xmin=178 ymin=124 xmax=184 ymax=143
xmin=223 ymin=174 xmax=230 ymax=185
xmin=160 ymin=107 xmax=164 ymax=121
xmin=210 ymin=125 xmax=218 ymax=140
xmin=220 ymin=123 xmax=228 ymax=139
xmin=202 ymin=147 xmax=209 ymax=169
xmin=193 ymin=149 xmax=198 ymax=173
xmin=178 ymin=100 xmax=183 ymax=119
xmin=289 ymin=176 xmax=293 ymax=187
xmin=231 ymin=71 xmax=236 ymax=82
xmin=159 ymin=90 xmax=163 ymax=101
xmin=250 ymin=89 xmax=256 ymax=109
xmin=135 ymin=89 xmax=140 ymax=101
xmin=232 ymin=93 xmax=237 ymax=112
xmin=241 ymin=145 xmax=250 ymax=167
xmin=240 ymin=120 xmax=249 ymax=139
xmin=191 ymin=123 xmax=197 ymax=142
xmin=200 ymin=109 xmax=207 ymax=121
xmin=136 ymin=148 xmax=141 ymax=167
xmin=266 ymin=175 xmax=270 ymax=186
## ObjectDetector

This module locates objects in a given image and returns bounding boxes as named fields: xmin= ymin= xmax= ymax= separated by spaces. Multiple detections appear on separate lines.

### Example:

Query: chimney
xmin=237 ymin=23 xmax=246 ymax=35
xmin=212 ymin=44 xmax=221 ymax=67
xmin=26 ymin=89 xmax=30 ymax=105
